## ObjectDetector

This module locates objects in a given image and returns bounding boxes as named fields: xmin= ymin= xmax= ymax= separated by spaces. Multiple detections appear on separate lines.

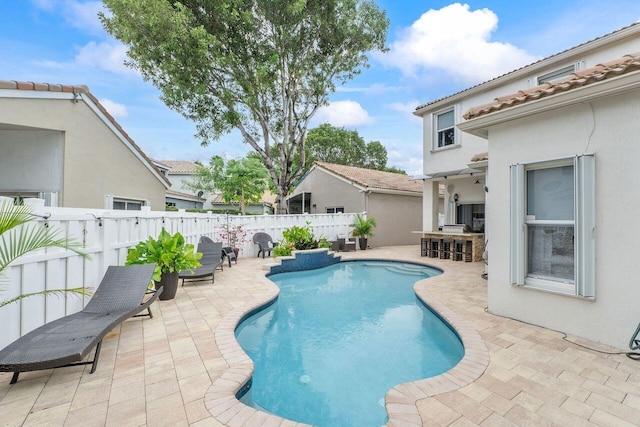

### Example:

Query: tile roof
xmin=157 ymin=160 xmax=200 ymax=174
xmin=0 ymin=80 xmax=171 ymax=187
xmin=463 ymin=53 xmax=640 ymax=120
xmin=315 ymin=162 xmax=422 ymax=193
xmin=414 ymin=22 xmax=640 ymax=112
xmin=470 ymin=152 xmax=488 ymax=162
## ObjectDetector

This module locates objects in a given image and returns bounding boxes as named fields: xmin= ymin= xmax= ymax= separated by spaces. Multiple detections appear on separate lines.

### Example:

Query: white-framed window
xmin=432 ymin=107 xmax=457 ymax=150
xmin=510 ymin=154 xmax=595 ymax=297
xmin=326 ymin=207 xmax=344 ymax=214
xmin=106 ymin=195 xmax=147 ymax=211
xmin=533 ymin=62 xmax=584 ymax=86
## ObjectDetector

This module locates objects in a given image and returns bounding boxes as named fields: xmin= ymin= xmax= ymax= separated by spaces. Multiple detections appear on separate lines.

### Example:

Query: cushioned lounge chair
xmin=179 ymin=241 xmax=223 ymax=285
xmin=0 ymin=264 xmax=159 ymax=384
xmin=253 ymin=232 xmax=277 ymax=258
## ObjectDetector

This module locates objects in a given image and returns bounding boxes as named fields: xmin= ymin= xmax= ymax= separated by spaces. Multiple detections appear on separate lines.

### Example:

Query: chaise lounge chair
xmin=179 ymin=241 xmax=223 ymax=285
xmin=253 ymin=232 xmax=277 ymax=258
xmin=0 ymin=264 xmax=160 ymax=384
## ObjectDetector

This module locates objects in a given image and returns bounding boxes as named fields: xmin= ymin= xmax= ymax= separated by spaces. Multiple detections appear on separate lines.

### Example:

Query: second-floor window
xmin=434 ymin=108 xmax=456 ymax=149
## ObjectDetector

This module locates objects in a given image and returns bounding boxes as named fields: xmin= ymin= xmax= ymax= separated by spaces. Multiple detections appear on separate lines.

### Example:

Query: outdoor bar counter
xmin=416 ymin=231 xmax=485 ymax=262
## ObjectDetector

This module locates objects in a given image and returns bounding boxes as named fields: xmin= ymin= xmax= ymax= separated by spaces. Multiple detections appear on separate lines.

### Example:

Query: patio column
xmin=422 ymin=180 xmax=439 ymax=232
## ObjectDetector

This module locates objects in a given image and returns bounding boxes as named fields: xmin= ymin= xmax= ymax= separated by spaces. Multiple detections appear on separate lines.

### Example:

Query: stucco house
xmin=156 ymin=159 xmax=273 ymax=213
xmin=154 ymin=160 xmax=207 ymax=209
xmin=0 ymin=80 xmax=169 ymax=209
xmin=286 ymin=162 xmax=423 ymax=247
xmin=415 ymin=22 xmax=640 ymax=348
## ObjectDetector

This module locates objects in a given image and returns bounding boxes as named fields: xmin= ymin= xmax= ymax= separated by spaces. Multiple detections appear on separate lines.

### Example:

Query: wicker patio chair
xmin=179 ymin=241 xmax=223 ymax=285
xmin=0 ymin=264 xmax=159 ymax=384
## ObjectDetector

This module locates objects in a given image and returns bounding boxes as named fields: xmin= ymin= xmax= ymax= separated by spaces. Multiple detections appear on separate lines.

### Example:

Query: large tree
xmin=304 ymin=123 xmax=404 ymax=173
xmin=100 ymin=0 xmax=389 ymax=213
xmin=185 ymin=155 xmax=269 ymax=215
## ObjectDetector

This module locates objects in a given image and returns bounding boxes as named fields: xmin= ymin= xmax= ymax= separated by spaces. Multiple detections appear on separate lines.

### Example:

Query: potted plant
xmin=350 ymin=213 xmax=377 ymax=250
xmin=126 ymin=228 xmax=202 ymax=300
xmin=219 ymin=223 xmax=248 ymax=257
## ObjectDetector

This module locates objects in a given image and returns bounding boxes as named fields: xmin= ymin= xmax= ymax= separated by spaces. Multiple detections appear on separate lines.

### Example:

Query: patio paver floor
xmin=1 ymin=245 xmax=639 ymax=426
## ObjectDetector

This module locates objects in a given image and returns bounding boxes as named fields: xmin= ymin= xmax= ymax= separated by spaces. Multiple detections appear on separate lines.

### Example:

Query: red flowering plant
xmin=218 ymin=223 xmax=249 ymax=252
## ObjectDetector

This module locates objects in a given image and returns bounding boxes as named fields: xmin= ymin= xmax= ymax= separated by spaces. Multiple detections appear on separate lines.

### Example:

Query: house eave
xmin=458 ymin=70 xmax=640 ymax=138
xmin=413 ymin=23 xmax=640 ymax=116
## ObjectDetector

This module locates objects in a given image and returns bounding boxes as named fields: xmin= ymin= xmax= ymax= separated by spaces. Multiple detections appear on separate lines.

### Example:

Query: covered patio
xmin=1 ymin=246 xmax=639 ymax=426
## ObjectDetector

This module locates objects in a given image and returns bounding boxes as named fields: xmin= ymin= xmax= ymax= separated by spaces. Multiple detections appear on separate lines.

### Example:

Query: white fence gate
xmin=0 ymin=203 xmax=357 ymax=349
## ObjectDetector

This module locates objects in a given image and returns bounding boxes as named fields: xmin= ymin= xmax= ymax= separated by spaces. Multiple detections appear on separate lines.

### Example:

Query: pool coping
xmin=204 ymin=260 xmax=490 ymax=426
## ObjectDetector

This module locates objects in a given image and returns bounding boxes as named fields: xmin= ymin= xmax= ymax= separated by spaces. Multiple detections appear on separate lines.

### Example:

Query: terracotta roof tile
xmin=314 ymin=162 xmax=422 ymax=193
xmin=156 ymin=160 xmax=200 ymax=173
xmin=463 ymin=53 xmax=640 ymax=120
xmin=470 ymin=152 xmax=488 ymax=162
xmin=166 ymin=189 xmax=204 ymax=200
xmin=0 ymin=79 xmax=170 ymax=187
xmin=415 ymin=22 xmax=640 ymax=112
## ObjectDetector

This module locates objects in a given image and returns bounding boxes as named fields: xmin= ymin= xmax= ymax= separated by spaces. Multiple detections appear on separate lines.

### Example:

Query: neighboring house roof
xmin=313 ymin=162 xmax=422 ymax=194
xmin=157 ymin=160 xmax=200 ymax=174
xmin=0 ymin=80 xmax=171 ymax=188
xmin=166 ymin=189 xmax=205 ymax=202
xmin=463 ymin=53 xmax=640 ymax=119
xmin=414 ymin=22 xmax=640 ymax=113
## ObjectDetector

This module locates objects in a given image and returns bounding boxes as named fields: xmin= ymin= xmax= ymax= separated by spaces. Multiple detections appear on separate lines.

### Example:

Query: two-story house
xmin=415 ymin=22 xmax=640 ymax=348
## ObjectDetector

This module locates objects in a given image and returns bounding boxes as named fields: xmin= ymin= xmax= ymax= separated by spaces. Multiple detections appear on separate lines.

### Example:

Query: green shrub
xmin=274 ymin=222 xmax=332 ymax=256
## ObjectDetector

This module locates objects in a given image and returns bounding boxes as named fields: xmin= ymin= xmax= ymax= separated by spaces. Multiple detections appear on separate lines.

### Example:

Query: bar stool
xmin=427 ymin=238 xmax=440 ymax=258
xmin=454 ymin=239 xmax=473 ymax=262
xmin=420 ymin=238 xmax=428 ymax=257
xmin=440 ymin=238 xmax=453 ymax=260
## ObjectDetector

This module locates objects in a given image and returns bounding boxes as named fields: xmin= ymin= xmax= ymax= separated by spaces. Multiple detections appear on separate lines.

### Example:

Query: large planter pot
xmin=155 ymin=271 xmax=179 ymax=300
xmin=358 ymin=238 xmax=368 ymax=250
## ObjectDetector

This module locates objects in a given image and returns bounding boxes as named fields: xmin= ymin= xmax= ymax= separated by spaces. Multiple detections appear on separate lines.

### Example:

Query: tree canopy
xmin=100 ymin=0 xmax=389 ymax=213
xmin=305 ymin=123 xmax=405 ymax=173
xmin=185 ymin=155 xmax=269 ymax=215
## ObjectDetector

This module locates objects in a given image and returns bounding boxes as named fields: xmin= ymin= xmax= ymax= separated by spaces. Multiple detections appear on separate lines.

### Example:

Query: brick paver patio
xmin=1 ymin=245 xmax=639 ymax=426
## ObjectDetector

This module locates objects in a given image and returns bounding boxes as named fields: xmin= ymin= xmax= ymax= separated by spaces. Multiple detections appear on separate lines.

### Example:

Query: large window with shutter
xmin=510 ymin=155 xmax=595 ymax=297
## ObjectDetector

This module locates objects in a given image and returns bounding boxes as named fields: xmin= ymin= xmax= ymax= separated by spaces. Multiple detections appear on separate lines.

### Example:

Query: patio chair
xmin=0 ymin=264 xmax=159 ymax=384
xmin=253 ymin=232 xmax=277 ymax=258
xmin=179 ymin=241 xmax=223 ymax=285
xmin=200 ymin=235 xmax=233 ymax=266
xmin=222 ymin=246 xmax=237 ymax=267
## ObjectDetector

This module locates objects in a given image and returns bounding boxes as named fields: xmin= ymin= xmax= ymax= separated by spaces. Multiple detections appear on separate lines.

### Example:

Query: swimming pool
xmin=235 ymin=260 xmax=464 ymax=426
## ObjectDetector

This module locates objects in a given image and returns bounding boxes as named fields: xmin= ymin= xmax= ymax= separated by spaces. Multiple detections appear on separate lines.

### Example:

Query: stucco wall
xmin=293 ymin=170 xmax=366 ymax=215
xmin=0 ymin=130 xmax=63 ymax=192
xmin=0 ymin=97 xmax=166 ymax=209
xmin=367 ymin=192 xmax=422 ymax=247
xmin=291 ymin=168 xmax=422 ymax=246
xmin=486 ymin=89 xmax=640 ymax=348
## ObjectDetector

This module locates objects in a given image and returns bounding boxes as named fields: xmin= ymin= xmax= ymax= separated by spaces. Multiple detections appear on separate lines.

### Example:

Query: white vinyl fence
xmin=0 ymin=201 xmax=357 ymax=349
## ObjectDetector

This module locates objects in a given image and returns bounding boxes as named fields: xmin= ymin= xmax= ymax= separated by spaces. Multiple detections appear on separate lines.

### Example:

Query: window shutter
xmin=510 ymin=164 xmax=525 ymax=285
xmin=575 ymin=154 xmax=596 ymax=297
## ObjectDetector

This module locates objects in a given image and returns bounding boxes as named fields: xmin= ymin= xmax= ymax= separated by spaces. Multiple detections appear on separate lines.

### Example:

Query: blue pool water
xmin=235 ymin=260 xmax=464 ymax=426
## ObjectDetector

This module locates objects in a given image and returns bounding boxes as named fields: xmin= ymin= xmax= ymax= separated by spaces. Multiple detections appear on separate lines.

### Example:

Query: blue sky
xmin=1 ymin=1 xmax=639 ymax=175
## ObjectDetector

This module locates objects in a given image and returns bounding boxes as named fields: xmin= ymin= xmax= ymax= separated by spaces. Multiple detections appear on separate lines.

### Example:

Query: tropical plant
xmin=185 ymin=155 xmax=269 ymax=215
xmin=273 ymin=222 xmax=332 ymax=257
xmin=100 ymin=0 xmax=389 ymax=213
xmin=0 ymin=202 xmax=90 ymax=308
xmin=125 ymin=228 xmax=202 ymax=282
xmin=350 ymin=213 xmax=377 ymax=238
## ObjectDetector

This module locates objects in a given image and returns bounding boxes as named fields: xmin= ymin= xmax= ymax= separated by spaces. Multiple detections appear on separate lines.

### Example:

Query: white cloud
xmin=315 ymin=100 xmax=374 ymax=127
xmin=31 ymin=0 xmax=105 ymax=35
xmin=380 ymin=3 xmax=538 ymax=84
xmin=99 ymin=98 xmax=128 ymax=118
xmin=75 ymin=41 xmax=135 ymax=75
xmin=387 ymin=101 xmax=423 ymax=126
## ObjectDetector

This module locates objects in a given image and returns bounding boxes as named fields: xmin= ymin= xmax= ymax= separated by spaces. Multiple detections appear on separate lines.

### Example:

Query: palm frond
xmin=0 ymin=204 xmax=35 ymax=234
xmin=0 ymin=223 xmax=89 ymax=273
xmin=0 ymin=287 xmax=92 ymax=308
